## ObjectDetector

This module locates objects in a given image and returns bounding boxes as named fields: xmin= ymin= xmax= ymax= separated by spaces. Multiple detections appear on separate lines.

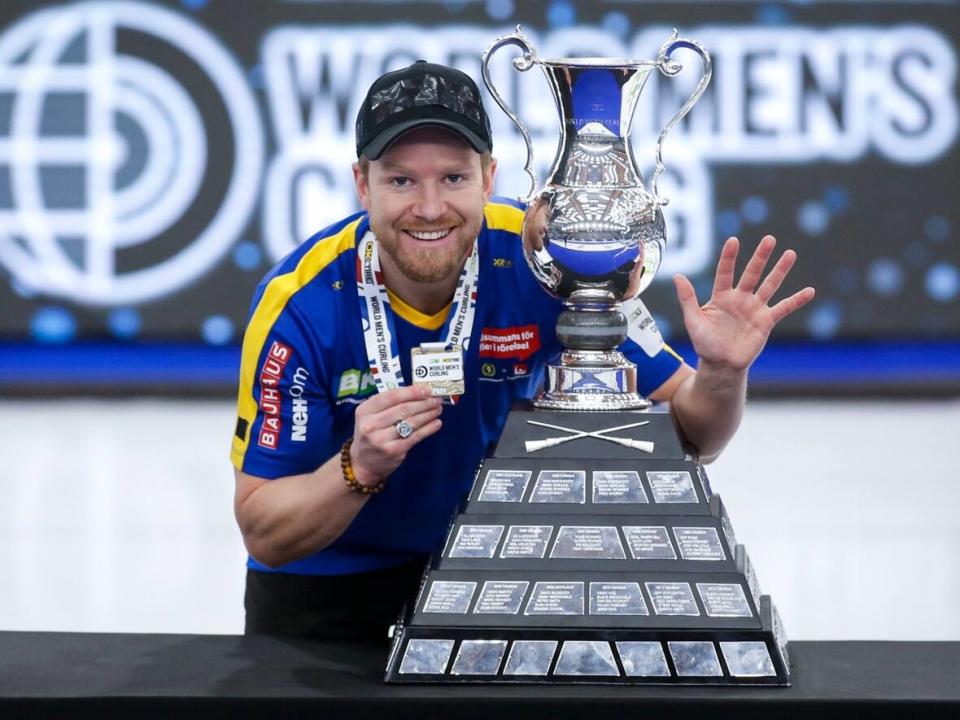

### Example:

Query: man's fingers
xmin=755 ymin=249 xmax=797 ymax=304
xmin=713 ymin=236 xmax=739 ymax=293
xmin=368 ymin=404 xmax=443 ymax=447
xmin=405 ymin=417 xmax=443 ymax=445
xmin=736 ymin=235 xmax=776 ymax=293
xmin=358 ymin=383 xmax=432 ymax=414
xmin=770 ymin=287 xmax=816 ymax=324
xmin=374 ymin=414 xmax=443 ymax=449
xmin=377 ymin=397 xmax=442 ymax=429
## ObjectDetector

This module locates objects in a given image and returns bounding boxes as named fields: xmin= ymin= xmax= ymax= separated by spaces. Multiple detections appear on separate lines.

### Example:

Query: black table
xmin=1 ymin=632 xmax=957 ymax=718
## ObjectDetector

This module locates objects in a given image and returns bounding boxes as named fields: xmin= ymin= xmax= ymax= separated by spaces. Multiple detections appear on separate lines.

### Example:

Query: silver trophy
xmin=481 ymin=26 xmax=712 ymax=410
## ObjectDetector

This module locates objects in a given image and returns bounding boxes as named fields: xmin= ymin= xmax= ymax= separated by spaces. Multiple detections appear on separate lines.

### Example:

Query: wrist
xmin=348 ymin=440 xmax=383 ymax=489
xmin=340 ymin=438 xmax=386 ymax=495
xmin=695 ymin=356 xmax=750 ymax=381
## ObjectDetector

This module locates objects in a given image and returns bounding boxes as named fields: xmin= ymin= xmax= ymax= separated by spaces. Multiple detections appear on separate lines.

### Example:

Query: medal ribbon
xmin=356 ymin=231 xmax=479 ymax=394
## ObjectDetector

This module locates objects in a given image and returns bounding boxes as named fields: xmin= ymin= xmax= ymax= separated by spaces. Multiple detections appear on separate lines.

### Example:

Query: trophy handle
xmin=650 ymin=29 xmax=713 ymax=205
xmin=481 ymin=25 xmax=540 ymax=203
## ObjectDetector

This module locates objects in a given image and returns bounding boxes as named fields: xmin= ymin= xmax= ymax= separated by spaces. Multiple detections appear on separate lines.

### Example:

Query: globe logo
xmin=0 ymin=1 xmax=264 ymax=305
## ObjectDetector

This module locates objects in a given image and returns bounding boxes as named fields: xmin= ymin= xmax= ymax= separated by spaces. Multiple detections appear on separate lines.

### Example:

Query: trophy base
xmin=535 ymin=350 xmax=650 ymax=411
xmin=384 ymin=406 xmax=791 ymax=686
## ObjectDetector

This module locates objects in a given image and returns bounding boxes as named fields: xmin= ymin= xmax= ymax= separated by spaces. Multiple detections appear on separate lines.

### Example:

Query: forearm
xmin=234 ymin=453 xmax=370 ymax=568
xmin=669 ymin=359 xmax=747 ymax=463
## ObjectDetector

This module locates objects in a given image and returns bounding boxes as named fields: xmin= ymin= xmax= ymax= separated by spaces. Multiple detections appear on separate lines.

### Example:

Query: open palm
xmin=673 ymin=236 xmax=816 ymax=372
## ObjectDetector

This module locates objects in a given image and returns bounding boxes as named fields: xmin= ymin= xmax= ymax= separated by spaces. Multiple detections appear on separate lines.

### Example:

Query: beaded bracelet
xmin=341 ymin=437 xmax=386 ymax=495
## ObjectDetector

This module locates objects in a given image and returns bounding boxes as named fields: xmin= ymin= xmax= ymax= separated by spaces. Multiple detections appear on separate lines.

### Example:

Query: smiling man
xmin=230 ymin=61 xmax=814 ymax=640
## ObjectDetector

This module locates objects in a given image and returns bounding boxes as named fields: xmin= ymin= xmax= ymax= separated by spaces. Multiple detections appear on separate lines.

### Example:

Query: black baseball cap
xmin=356 ymin=60 xmax=493 ymax=160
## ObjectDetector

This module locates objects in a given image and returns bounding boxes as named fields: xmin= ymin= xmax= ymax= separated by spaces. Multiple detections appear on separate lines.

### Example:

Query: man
xmin=230 ymin=61 xmax=815 ymax=640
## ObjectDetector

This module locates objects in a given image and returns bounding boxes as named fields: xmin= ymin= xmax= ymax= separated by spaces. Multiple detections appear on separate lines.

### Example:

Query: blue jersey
xmin=231 ymin=199 xmax=684 ymax=575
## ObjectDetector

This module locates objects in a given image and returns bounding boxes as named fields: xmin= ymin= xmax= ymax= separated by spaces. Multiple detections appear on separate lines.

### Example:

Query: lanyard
xmin=356 ymin=231 xmax=479 ymax=393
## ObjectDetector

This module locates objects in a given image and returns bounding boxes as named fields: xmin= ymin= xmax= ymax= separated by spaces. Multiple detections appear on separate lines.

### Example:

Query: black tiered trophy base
xmin=385 ymin=407 xmax=790 ymax=685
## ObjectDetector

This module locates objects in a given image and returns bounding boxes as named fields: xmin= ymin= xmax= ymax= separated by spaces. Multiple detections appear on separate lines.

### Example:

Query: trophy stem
xmin=535 ymin=297 xmax=651 ymax=411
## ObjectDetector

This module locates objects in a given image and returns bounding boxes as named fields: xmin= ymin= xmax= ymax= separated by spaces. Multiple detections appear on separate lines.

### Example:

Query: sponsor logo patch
xmin=479 ymin=325 xmax=541 ymax=360
xmin=336 ymin=368 xmax=377 ymax=401
xmin=258 ymin=340 xmax=291 ymax=449
xmin=290 ymin=366 xmax=309 ymax=442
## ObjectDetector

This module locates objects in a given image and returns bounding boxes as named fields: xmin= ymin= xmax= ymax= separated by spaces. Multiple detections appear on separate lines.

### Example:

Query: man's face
xmin=354 ymin=128 xmax=496 ymax=284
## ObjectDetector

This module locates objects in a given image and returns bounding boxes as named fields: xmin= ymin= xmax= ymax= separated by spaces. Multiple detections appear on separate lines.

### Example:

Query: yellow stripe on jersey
xmin=386 ymin=288 xmax=451 ymax=330
xmin=663 ymin=342 xmax=684 ymax=363
xmin=484 ymin=201 xmax=524 ymax=233
xmin=231 ymin=219 xmax=361 ymax=470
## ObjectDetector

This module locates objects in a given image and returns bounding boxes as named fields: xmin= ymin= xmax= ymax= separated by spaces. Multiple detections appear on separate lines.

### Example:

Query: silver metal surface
xmin=474 ymin=581 xmax=529 ymax=615
xmin=589 ymin=582 xmax=649 ymax=616
xmin=399 ymin=639 xmax=455 ymax=675
xmin=422 ymin=581 xmax=477 ymax=614
xmin=524 ymin=581 xmax=585 ymax=615
xmin=668 ymin=641 xmax=724 ymax=677
xmin=394 ymin=419 xmax=413 ymax=439
xmin=720 ymin=641 xmax=776 ymax=678
xmin=550 ymin=526 xmax=626 ymax=560
xmin=617 ymin=641 xmax=671 ymax=677
xmin=696 ymin=582 xmax=753 ymax=618
xmin=482 ymin=25 xmax=711 ymax=409
xmin=554 ymin=641 xmax=620 ymax=676
xmin=446 ymin=524 xmax=504 ymax=559
xmin=503 ymin=640 xmax=558 ymax=676
xmin=451 ymin=640 xmax=509 ymax=676
xmin=477 ymin=469 xmax=531 ymax=503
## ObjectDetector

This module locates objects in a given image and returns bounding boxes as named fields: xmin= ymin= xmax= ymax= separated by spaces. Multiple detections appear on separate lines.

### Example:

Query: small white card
xmin=623 ymin=297 xmax=663 ymax=357
xmin=411 ymin=343 xmax=465 ymax=396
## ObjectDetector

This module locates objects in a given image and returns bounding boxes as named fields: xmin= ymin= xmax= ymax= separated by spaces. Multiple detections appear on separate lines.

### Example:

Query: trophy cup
xmin=385 ymin=27 xmax=791 ymax=686
xmin=482 ymin=26 xmax=712 ymax=410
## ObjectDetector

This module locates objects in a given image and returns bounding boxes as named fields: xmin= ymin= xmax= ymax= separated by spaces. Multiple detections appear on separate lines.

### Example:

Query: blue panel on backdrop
xmin=0 ymin=342 xmax=957 ymax=391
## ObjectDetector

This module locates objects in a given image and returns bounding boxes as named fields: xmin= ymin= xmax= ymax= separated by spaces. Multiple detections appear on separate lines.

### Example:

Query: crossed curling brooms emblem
xmin=524 ymin=420 xmax=655 ymax=454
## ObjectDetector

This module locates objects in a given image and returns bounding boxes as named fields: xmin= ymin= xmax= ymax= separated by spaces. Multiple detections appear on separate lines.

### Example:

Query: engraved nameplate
xmin=589 ymin=582 xmax=649 ymax=615
xmin=500 ymin=525 xmax=553 ymax=559
xmin=524 ymin=581 xmax=585 ymax=615
xmin=478 ymin=469 xmax=532 ymax=502
xmin=550 ymin=526 xmax=626 ymax=559
xmin=616 ymin=641 xmax=671 ymax=677
xmin=622 ymin=526 xmax=677 ymax=560
xmin=473 ymin=580 xmax=529 ymax=615
xmin=451 ymin=640 xmax=508 ymax=676
xmin=697 ymin=582 xmax=753 ymax=618
xmin=422 ymin=580 xmax=477 ymax=614
xmin=645 ymin=581 xmax=700 ymax=616
xmin=673 ymin=527 xmax=726 ymax=561
xmin=669 ymin=641 xmax=723 ymax=677
xmin=503 ymin=640 xmax=557 ymax=676
xmin=592 ymin=471 xmax=648 ymax=504
xmin=554 ymin=641 xmax=619 ymax=676
xmin=529 ymin=470 xmax=586 ymax=503
xmin=647 ymin=470 xmax=698 ymax=504
xmin=720 ymin=641 xmax=776 ymax=677
xmin=399 ymin=639 xmax=454 ymax=674
xmin=447 ymin=524 xmax=504 ymax=558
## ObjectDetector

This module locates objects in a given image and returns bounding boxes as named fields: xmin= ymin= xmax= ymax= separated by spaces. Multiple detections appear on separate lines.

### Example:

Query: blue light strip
xmin=0 ymin=343 xmax=241 ymax=386
xmin=0 ymin=341 xmax=958 ymax=389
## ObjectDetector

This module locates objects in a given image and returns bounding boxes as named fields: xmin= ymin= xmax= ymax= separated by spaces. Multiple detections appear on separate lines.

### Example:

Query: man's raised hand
xmin=673 ymin=235 xmax=816 ymax=373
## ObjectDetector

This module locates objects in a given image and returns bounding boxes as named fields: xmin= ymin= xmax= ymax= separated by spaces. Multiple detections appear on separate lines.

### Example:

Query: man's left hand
xmin=673 ymin=235 xmax=816 ymax=373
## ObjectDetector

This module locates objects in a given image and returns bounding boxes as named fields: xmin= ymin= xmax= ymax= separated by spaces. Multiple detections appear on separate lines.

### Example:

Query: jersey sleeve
xmin=230 ymin=303 xmax=334 ymax=480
